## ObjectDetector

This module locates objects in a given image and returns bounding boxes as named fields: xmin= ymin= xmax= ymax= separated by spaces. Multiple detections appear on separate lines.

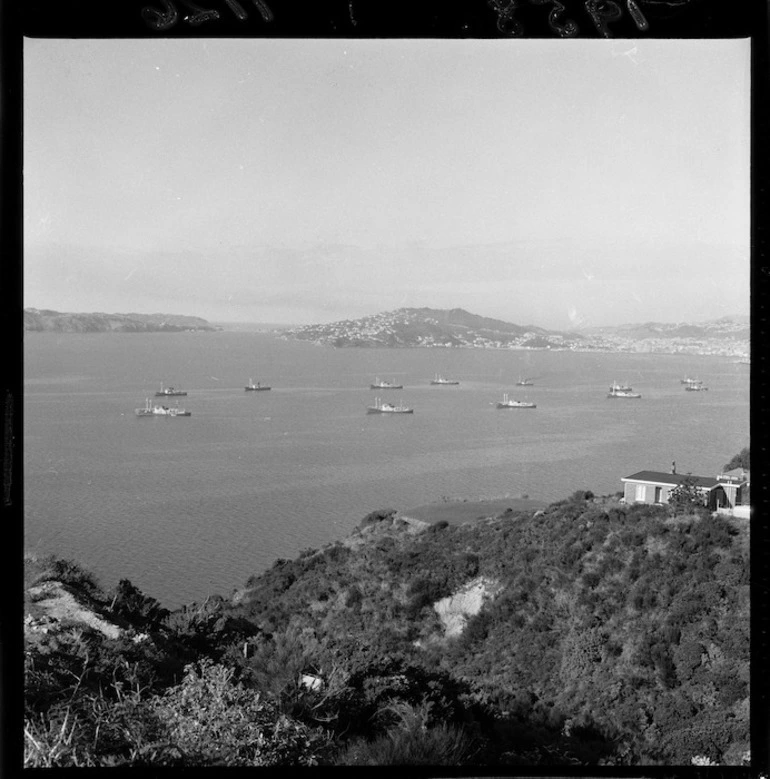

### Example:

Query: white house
xmin=621 ymin=466 xmax=750 ymax=518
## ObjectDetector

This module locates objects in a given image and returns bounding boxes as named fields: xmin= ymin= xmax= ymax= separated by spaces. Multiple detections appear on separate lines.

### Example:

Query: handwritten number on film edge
xmin=585 ymin=0 xmax=622 ymax=37
xmin=142 ymin=0 xmax=273 ymax=29
xmin=488 ymin=0 xmax=648 ymax=36
xmin=141 ymin=0 xmax=179 ymax=30
xmin=530 ymin=0 xmax=579 ymax=37
xmin=140 ymin=0 xmax=651 ymax=34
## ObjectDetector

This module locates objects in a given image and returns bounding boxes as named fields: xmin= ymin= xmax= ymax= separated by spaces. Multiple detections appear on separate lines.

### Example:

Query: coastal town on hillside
xmin=278 ymin=309 xmax=750 ymax=359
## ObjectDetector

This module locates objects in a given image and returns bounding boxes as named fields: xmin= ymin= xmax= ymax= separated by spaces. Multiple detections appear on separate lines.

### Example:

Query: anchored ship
xmin=245 ymin=378 xmax=271 ymax=392
xmin=496 ymin=393 xmax=536 ymax=409
xmin=367 ymin=397 xmax=414 ymax=414
xmin=370 ymin=377 xmax=404 ymax=390
xmin=430 ymin=374 xmax=459 ymax=385
xmin=155 ymin=382 xmax=187 ymax=397
xmin=136 ymin=399 xmax=191 ymax=417
xmin=516 ymin=378 xmax=534 ymax=386
xmin=607 ymin=383 xmax=641 ymax=399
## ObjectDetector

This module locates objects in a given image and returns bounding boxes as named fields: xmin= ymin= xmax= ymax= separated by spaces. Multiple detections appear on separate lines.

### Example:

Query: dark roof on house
xmin=622 ymin=471 xmax=719 ymax=488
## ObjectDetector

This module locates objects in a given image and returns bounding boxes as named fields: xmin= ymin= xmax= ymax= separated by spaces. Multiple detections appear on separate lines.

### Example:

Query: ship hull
xmin=136 ymin=406 xmax=191 ymax=416
xmin=367 ymin=407 xmax=413 ymax=414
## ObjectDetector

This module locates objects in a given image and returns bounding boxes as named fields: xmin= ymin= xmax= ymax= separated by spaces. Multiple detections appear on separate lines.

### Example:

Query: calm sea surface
xmin=24 ymin=331 xmax=750 ymax=608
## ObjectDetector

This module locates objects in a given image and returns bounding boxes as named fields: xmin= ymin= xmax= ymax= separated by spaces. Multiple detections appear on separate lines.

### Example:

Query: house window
xmin=635 ymin=484 xmax=646 ymax=502
xmin=654 ymin=486 xmax=662 ymax=504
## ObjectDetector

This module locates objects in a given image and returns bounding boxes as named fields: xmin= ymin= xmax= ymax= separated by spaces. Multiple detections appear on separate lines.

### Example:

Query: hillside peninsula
xmin=24 ymin=308 xmax=216 ymax=333
xmin=279 ymin=307 xmax=750 ymax=358
xmin=24 ymin=491 xmax=749 ymax=768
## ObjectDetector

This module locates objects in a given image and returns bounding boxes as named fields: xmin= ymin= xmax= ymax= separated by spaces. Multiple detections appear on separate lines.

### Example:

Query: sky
xmin=24 ymin=38 xmax=750 ymax=330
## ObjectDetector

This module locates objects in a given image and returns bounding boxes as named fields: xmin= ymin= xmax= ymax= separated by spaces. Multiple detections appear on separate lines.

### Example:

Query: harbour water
xmin=24 ymin=331 xmax=750 ymax=608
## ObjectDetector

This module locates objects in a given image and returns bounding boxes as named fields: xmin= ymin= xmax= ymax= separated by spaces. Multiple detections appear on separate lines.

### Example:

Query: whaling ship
xmin=245 ymin=378 xmax=271 ymax=392
xmin=430 ymin=374 xmax=460 ymax=385
xmin=367 ymin=398 xmax=414 ymax=414
xmin=135 ymin=399 xmax=191 ymax=417
xmin=607 ymin=382 xmax=641 ymax=399
xmin=155 ymin=383 xmax=187 ymax=397
xmin=370 ymin=377 xmax=404 ymax=390
xmin=496 ymin=393 xmax=536 ymax=409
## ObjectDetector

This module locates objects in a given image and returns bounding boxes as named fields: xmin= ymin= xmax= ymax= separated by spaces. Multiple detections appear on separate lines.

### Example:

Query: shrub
xmin=667 ymin=475 xmax=707 ymax=517
xmin=722 ymin=447 xmax=749 ymax=472
xmin=360 ymin=509 xmax=398 ymax=528
xmin=581 ymin=572 xmax=602 ymax=590
xmin=152 ymin=659 xmax=330 ymax=766
xmin=335 ymin=701 xmax=475 ymax=765
xmin=323 ymin=544 xmax=350 ymax=565
xmin=108 ymin=580 xmax=169 ymax=630
xmin=30 ymin=557 xmax=102 ymax=597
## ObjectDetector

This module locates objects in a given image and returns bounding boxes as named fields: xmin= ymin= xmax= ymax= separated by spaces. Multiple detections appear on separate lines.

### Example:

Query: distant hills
xmin=584 ymin=316 xmax=750 ymax=342
xmin=23 ymin=306 xmax=749 ymax=357
xmin=278 ymin=308 xmax=749 ymax=357
xmin=24 ymin=308 xmax=217 ymax=333
xmin=279 ymin=307 xmax=574 ymax=350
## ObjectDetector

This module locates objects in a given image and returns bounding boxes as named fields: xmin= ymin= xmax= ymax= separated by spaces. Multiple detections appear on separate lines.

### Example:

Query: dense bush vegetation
xmin=723 ymin=447 xmax=749 ymax=472
xmin=24 ymin=487 xmax=750 ymax=767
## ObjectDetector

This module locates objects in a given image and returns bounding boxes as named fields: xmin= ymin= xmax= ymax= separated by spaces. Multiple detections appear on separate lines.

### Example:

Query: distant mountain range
xmin=24 ymin=308 xmax=217 ymax=333
xmin=279 ymin=308 xmax=749 ymax=357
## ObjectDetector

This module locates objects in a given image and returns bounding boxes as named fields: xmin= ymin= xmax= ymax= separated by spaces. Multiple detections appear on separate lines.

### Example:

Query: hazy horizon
xmin=24 ymin=39 xmax=750 ymax=331
xmin=23 ymin=302 xmax=750 ymax=333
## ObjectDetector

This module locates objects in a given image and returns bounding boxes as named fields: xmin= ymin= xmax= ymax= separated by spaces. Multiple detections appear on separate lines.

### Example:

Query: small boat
xmin=680 ymin=376 xmax=701 ymax=386
xmin=135 ymin=398 xmax=191 ymax=417
xmin=367 ymin=397 xmax=414 ymax=414
xmin=607 ymin=384 xmax=641 ymax=399
xmin=245 ymin=378 xmax=271 ymax=392
xmin=684 ymin=383 xmax=708 ymax=392
xmin=430 ymin=374 xmax=459 ymax=385
xmin=370 ymin=377 xmax=404 ymax=390
xmin=155 ymin=382 xmax=187 ymax=397
xmin=496 ymin=393 xmax=536 ymax=409
xmin=516 ymin=378 xmax=534 ymax=386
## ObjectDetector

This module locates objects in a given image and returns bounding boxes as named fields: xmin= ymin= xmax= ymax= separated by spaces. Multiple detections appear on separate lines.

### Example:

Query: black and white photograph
xmin=20 ymin=22 xmax=752 ymax=769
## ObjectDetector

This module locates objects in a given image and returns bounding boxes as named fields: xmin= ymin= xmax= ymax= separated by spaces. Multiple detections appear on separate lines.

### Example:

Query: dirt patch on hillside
xmin=26 ymin=581 xmax=122 ymax=640
xmin=434 ymin=576 xmax=502 ymax=637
